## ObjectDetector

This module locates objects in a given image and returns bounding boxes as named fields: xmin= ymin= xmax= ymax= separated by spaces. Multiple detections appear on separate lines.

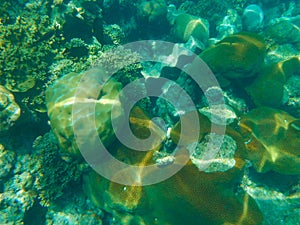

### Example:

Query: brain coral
xmin=45 ymin=68 xmax=123 ymax=158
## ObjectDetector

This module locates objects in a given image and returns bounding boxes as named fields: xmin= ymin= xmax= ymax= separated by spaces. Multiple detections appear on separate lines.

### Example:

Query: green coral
xmin=95 ymin=46 xmax=143 ymax=85
xmin=246 ymin=56 xmax=300 ymax=108
xmin=45 ymin=69 xmax=124 ymax=158
xmin=172 ymin=13 xmax=209 ymax=45
xmin=0 ymin=2 xmax=66 ymax=117
xmin=178 ymin=0 xmax=227 ymax=35
xmin=0 ymin=14 xmax=59 ymax=92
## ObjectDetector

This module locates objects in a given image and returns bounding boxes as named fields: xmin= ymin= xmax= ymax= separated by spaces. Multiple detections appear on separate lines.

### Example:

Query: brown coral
xmin=239 ymin=107 xmax=300 ymax=174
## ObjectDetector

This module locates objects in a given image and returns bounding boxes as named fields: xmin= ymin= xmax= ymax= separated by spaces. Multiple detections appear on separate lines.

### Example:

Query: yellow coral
xmin=240 ymin=107 xmax=300 ymax=174
xmin=200 ymin=32 xmax=266 ymax=79
xmin=172 ymin=13 xmax=209 ymax=45
xmin=246 ymin=56 xmax=300 ymax=107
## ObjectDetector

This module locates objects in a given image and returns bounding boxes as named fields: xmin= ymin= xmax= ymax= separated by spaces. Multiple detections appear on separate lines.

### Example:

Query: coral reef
xmin=138 ymin=0 xmax=168 ymax=23
xmin=284 ymin=75 xmax=300 ymax=117
xmin=178 ymin=0 xmax=228 ymax=36
xmin=44 ymin=191 xmax=103 ymax=225
xmin=94 ymin=46 xmax=143 ymax=85
xmin=1 ymin=0 xmax=300 ymax=224
xmin=83 ymin=108 xmax=263 ymax=225
xmin=32 ymin=133 xmax=86 ymax=206
xmin=0 ymin=144 xmax=15 ymax=180
xmin=242 ymin=167 xmax=300 ymax=225
xmin=215 ymin=9 xmax=242 ymax=40
xmin=0 ymin=132 xmax=87 ymax=224
xmin=265 ymin=15 xmax=300 ymax=46
xmin=0 ymin=12 xmax=58 ymax=93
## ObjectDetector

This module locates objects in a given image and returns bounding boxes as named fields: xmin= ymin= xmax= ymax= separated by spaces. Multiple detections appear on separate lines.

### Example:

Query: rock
xmin=242 ymin=4 xmax=264 ymax=32
xmin=199 ymin=104 xmax=237 ymax=125
xmin=189 ymin=133 xmax=237 ymax=172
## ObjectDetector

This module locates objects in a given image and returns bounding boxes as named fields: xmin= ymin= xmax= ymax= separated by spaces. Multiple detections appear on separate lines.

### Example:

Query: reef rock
xmin=242 ymin=4 xmax=264 ymax=32
xmin=0 ymin=85 xmax=21 ymax=133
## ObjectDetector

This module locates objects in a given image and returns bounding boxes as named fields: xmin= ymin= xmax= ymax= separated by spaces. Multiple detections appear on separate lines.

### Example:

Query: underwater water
xmin=0 ymin=0 xmax=300 ymax=224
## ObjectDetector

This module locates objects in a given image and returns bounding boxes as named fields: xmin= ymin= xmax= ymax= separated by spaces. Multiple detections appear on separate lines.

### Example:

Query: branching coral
xmin=32 ymin=132 xmax=86 ymax=206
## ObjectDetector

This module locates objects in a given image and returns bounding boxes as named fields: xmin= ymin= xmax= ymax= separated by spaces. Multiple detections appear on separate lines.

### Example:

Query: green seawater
xmin=0 ymin=0 xmax=299 ymax=224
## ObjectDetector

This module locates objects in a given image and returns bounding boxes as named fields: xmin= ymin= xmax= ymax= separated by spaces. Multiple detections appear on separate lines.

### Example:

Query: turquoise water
xmin=0 ymin=0 xmax=299 ymax=224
